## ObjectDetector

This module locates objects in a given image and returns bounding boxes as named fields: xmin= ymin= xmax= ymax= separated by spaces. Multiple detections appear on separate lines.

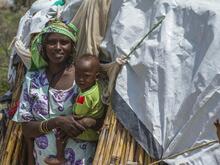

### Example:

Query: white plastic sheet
xmin=101 ymin=0 xmax=220 ymax=164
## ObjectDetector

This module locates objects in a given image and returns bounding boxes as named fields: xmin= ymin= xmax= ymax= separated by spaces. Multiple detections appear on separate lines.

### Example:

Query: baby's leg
xmin=44 ymin=130 xmax=67 ymax=165
xmin=25 ymin=137 xmax=35 ymax=165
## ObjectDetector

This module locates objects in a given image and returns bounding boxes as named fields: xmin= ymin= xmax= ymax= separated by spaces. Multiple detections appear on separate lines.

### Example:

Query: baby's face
xmin=75 ymin=60 xmax=98 ymax=91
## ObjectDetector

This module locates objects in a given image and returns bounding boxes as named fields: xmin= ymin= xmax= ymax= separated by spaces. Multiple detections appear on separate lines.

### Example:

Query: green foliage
xmin=0 ymin=9 xmax=26 ymax=96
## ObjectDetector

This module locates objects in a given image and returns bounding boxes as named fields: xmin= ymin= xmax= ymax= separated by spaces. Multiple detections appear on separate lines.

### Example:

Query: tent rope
xmin=149 ymin=140 xmax=218 ymax=165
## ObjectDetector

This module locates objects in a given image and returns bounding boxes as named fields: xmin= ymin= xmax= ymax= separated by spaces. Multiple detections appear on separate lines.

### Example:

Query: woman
xmin=13 ymin=20 xmax=97 ymax=165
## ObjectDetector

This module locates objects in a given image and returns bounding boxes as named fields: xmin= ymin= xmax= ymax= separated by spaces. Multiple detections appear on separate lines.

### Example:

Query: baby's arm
xmin=73 ymin=115 xmax=96 ymax=128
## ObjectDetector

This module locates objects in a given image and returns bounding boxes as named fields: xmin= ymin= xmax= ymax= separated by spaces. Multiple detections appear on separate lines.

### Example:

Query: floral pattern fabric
xmin=13 ymin=69 xmax=96 ymax=165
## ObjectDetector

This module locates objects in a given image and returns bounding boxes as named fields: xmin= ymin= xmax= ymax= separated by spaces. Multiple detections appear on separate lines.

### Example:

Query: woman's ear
xmin=41 ymin=34 xmax=49 ymax=61
xmin=71 ymin=42 xmax=77 ymax=53
xmin=96 ymin=72 xmax=100 ymax=79
xmin=41 ymin=45 xmax=48 ymax=62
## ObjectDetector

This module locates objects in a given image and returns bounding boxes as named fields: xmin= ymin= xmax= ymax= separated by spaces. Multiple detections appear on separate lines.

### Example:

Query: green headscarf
xmin=30 ymin=20 xmax=79 ymax=70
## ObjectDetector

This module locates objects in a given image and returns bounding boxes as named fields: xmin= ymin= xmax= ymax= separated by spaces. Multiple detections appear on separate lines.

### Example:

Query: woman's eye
xmin=47 ymin=40 xmax=56 ymax=45
xmin=46 ymin=40 xmax=71 ymax=46
xmin=61 ymin=40 xmax=71 ymax=45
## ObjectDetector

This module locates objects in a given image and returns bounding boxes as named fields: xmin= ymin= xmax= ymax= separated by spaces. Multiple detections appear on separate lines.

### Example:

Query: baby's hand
xmin=116 ymin=55 xmax=127 ymax=65
xmin=214 ymin=119 xmax=220 ymax=142
xmin=77 ymin=117 xmax=96 ymax=128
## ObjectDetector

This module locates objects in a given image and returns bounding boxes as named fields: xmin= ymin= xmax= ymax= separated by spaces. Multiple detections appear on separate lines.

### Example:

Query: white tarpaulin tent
xmin=7 ymin=0 xmax=220 ymax=164
xmin=102 ymin=0 xmax=220 ymax=164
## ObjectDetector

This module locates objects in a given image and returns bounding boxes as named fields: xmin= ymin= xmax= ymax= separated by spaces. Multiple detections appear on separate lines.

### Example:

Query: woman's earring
xmin=73 ymin=45 xmax=76 ymax=53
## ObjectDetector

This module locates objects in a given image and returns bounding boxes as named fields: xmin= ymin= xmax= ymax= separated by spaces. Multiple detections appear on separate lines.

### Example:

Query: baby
xmin=45 ymin=54 xmax=105 ymax=165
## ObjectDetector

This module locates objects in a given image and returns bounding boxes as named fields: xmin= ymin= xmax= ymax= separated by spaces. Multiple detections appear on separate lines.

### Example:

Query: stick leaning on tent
xmin=101 ymin=16 xmax=166 ymax=105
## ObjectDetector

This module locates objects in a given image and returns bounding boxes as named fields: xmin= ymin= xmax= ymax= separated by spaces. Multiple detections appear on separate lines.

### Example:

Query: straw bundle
xmin=0 ymin=62 xmax=25 ymax=165
xmin=93 ymin=106 xmax=157 ymax=165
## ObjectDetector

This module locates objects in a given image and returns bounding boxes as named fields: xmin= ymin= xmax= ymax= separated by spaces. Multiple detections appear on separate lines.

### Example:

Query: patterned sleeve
xmin=12 ymin=72 xmax=35 ymax=122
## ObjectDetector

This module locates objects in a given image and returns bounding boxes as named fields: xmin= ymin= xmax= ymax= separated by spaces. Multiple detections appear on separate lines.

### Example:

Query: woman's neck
xmin=47 ymin=62 xmax=67 ymax=75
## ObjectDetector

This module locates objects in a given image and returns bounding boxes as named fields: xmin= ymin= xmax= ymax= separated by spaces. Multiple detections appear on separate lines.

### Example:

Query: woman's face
xmin=45 ymin=33 xmax=73 ymax=65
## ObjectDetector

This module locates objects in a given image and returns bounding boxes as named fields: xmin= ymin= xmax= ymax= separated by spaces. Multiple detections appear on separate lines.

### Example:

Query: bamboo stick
xmin=94 ymin=106 xmax=113 ymax=164
xmin=115 ymin=126 xmax=126 ymax=165
xmin=93 ymin=122 xmax=109 ymax=163
xmin=135 ymin=144 xmax=144 ymax=165
xmin=3 ymin=124 xmax=21 ymax=164
xmin=97 ymin=128 xmax=109 ymax=165
xmin=110 ymin=125 xmax=121 ymax=164
xmin=119 ymin=130 xmax=127 ymax=165
xmin=93 ymin=127 xmax=107 ymax=164
xmin=126 ymin=136 xmax=136 ymax=164
xmin=11 ymin=126 xmax=22 ymax=165
xmin=0 ymin=121 xmax=15 ymax=163
xmin=144 ymin=152 xmax=151 ymax=165
xmin=123 ymin=132 xmax=131 ymax=164
xmin=103 ymin=105 xmax=113 ymax=126
xmin=103 ymin=114 xmax=117 ymax=165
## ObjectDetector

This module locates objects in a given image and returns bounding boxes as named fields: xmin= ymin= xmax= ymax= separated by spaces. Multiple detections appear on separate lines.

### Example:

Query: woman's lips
xmin=54 ymin=53 xmax=64 ymax=58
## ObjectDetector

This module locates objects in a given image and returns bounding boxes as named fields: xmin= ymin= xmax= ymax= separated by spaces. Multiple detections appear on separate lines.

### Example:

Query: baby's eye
xmin=81 ymin=74 xmax=90 ymax=78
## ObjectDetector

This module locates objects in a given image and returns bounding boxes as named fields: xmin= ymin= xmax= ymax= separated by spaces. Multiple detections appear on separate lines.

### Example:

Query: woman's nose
xmin=55 ymin=41 xmax=61 ymax=50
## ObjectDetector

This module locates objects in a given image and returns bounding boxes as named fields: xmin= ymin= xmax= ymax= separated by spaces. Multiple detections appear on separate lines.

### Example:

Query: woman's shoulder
xmin=26 ymin=68 xmax=45 ymax=75
xmin=63 ymin=64 xmax=75 ymax=77
xmin=65 ymin=64 xmax=75 ymax=72
xmin=25 ymin=69 xmax=47 ymax=83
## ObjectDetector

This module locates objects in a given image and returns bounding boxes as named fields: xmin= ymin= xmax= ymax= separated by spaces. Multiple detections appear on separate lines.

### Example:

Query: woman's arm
xmin=22 ymin=115 xmax=86 ymax=138
xmin=21 ymin=117 xmax=59 ymax=138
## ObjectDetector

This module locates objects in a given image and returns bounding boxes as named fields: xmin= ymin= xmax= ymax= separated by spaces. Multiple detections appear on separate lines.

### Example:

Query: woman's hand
xmin=56 ymin=115 xmax=86 ymax=138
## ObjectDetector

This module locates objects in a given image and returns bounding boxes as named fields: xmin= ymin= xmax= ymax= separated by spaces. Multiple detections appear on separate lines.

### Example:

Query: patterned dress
xmin=12 ymin=69 xmax=96 ymax=165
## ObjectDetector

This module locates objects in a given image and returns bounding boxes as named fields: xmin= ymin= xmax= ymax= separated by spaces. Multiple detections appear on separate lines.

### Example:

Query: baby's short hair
xmin=75 ymin=54 xmax=100 ymax=71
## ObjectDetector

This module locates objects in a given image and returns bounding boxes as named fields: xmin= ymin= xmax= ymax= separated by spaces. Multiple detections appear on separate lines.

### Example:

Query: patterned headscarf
xmin=30 ymin=20 xmax=79 ymax=70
